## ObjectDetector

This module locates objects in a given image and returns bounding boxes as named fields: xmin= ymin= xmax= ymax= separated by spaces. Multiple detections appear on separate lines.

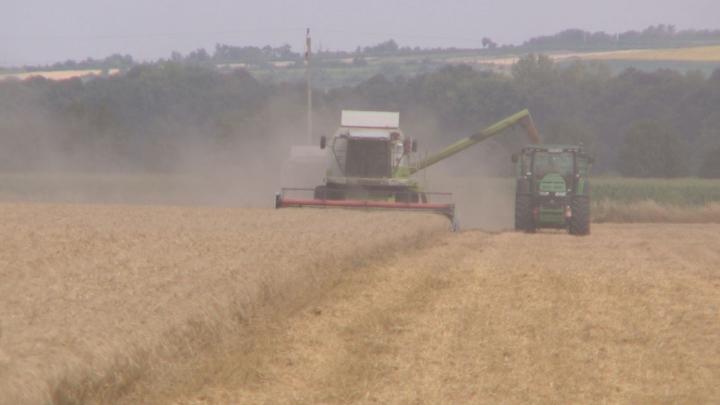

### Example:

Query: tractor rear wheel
xmin=514 ymin=194 xmax=535 ymax=233
xmin=569 ymin=196 xmax=591 ymax=236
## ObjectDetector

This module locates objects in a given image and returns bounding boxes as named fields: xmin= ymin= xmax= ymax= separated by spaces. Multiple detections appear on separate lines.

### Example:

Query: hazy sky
xmin=1 ymin=0 xmax=719 ymax=66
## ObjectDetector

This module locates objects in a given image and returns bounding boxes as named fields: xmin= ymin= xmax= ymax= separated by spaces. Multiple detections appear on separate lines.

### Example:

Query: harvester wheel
xmin=569 ymin=196 xmax=591 ymax=236
xmin=314 ymin=186 xmax=344 ymax=200
xmin=326 ymin=188 xmax=345 ymax=200
xmin=313 ymin=186 xmax=328 ymax=200
xmin=395 ymin=191 xmax=420 ymax=203
xmin=514 ymin=194 xmax=535 ymax=233
xmin=450 ymin=217 xmax=460 ymax=232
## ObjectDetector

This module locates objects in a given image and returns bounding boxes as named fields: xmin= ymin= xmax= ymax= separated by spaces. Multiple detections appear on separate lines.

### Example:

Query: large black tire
xmin=314 ymin=186 xmax=344 ymax=200
xmin=313 ymin=186 xmax=328 ymax=200
xmin=395 ymin=191 xmax=420 ymax=203
xmin=327 ymin=188 xmax=345 ymax=200
xmin=514 ymin=194 xmax=535 ymax=233
xmin=569 ymin=196 xmax=591 ymax=236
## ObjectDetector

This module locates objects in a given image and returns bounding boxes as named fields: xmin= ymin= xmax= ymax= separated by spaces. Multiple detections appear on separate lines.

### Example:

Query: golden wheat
xmin=0 ymin=203 xmax=448 ymax=404
xmin=179 ymin=224 xmax=720 ymax=404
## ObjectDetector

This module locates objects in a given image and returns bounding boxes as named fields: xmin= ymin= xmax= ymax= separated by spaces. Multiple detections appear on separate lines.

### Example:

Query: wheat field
xmin=1 ymin=203 xmax=718 ymax=404
xmin=0 ymin=203 xmax=447 ymax=404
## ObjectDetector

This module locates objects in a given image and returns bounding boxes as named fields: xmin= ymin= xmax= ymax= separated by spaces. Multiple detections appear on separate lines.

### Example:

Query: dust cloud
xmin=0 ymin=85 xmax=327 ymax=208
xmin=410 ymin=115 xmax=521 ymax=231
xmin=423 ymin=141 xmax=517 ymax=232
xmin=0 ymin=79 xmax=521 ymax=231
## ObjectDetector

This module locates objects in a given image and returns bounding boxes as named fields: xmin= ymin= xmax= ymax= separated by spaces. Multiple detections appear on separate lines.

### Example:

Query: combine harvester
xmin=275 ymin=109 xmax=540 ymax=229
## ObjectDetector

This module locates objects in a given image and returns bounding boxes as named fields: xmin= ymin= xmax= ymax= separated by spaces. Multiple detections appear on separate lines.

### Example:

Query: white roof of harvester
xmin=341 ymin=110 xmax=400 ymax=129
xmin=347 ymin=129 xmax=391 ymax=139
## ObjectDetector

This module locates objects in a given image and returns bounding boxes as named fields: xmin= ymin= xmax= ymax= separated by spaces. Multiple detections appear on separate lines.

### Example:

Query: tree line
xmin=12 ymin=25 xmax=720 ymax=73
xmin=1 ymin=56 xmax=719 ymax=177
xmin=520 ymin=25 xmax=720 ymax=51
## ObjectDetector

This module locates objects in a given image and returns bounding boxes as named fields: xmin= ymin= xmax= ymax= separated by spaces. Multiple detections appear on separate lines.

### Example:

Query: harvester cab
xmin=276 ymin=109 xmax=541 ymax=230
xmin=316 ymin=111 xmax=420 ymax=201
xmin=512 ymin=145 xmax=594 ymax=235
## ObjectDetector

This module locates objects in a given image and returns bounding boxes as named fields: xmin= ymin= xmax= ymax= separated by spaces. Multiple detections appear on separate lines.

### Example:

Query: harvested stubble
xmin=181 ymin=224 xmax=720 ymax=404
xmin=0 ymin=203 xmax=448 ymax=404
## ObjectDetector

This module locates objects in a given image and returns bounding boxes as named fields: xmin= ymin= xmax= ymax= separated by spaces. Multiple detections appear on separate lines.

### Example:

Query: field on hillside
xmin=1 ymin=202 xmax=718 ymax=403
xmin=6 ymin=44 xmax=718 ymax=88
xmin=448 ymin=45 xmax=720 ymax=75
xmin=473 ymin=45 xmax=720 ymax=65
xmin=578 ymin=45 xmax=720 ymax=62
xmin=0 ymin=69 xmax=120 ymax=81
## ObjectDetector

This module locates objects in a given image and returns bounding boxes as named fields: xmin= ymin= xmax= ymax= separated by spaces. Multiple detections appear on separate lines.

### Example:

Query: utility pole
xmin=305 ymin=28 xmax=313 ymax=144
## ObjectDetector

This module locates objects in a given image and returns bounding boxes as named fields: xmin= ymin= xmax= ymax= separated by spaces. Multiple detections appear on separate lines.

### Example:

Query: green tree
xmin=618 ymin=121 xmax=688 ymax=177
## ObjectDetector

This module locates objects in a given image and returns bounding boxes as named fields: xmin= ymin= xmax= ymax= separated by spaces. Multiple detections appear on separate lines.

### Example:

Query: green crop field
xmin=590 ymin=177 xmax=720 ymax=223
xmin=435 ymin=175 xmax=720 ymax=224
xmin=592 ymin=177 xmax=720 ymax=205
xmin=441 ymin=176 xmax=720 ymax=206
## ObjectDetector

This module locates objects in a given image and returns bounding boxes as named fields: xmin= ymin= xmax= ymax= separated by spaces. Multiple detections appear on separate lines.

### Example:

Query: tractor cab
xmin=512 ymin=145 xmax=593 ymax=235
xmin=326 ymin=128 xmax=413 ymax=179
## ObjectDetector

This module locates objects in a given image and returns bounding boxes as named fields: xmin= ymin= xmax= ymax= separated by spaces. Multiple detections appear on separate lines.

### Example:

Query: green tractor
xmin=512 ymin=145 xmax=593 ymax=235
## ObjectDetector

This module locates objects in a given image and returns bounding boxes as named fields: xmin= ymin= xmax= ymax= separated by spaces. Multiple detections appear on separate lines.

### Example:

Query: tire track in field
xmin=172 ymin=232 xmax=491 ymax=405
xmin=176 ymin=224 xmax=720 ymax=405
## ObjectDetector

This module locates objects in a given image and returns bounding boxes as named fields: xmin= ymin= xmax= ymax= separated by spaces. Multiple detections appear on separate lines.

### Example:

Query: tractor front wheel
xmin=514 ymin=194 xmax=535 ymax=233
xmin=569 ymin=196 xmax=591 ymax=236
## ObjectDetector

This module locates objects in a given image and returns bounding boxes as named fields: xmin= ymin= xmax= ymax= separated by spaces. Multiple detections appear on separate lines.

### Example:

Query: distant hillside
xmin=5 ymin=25 xmax=720 ymax=75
